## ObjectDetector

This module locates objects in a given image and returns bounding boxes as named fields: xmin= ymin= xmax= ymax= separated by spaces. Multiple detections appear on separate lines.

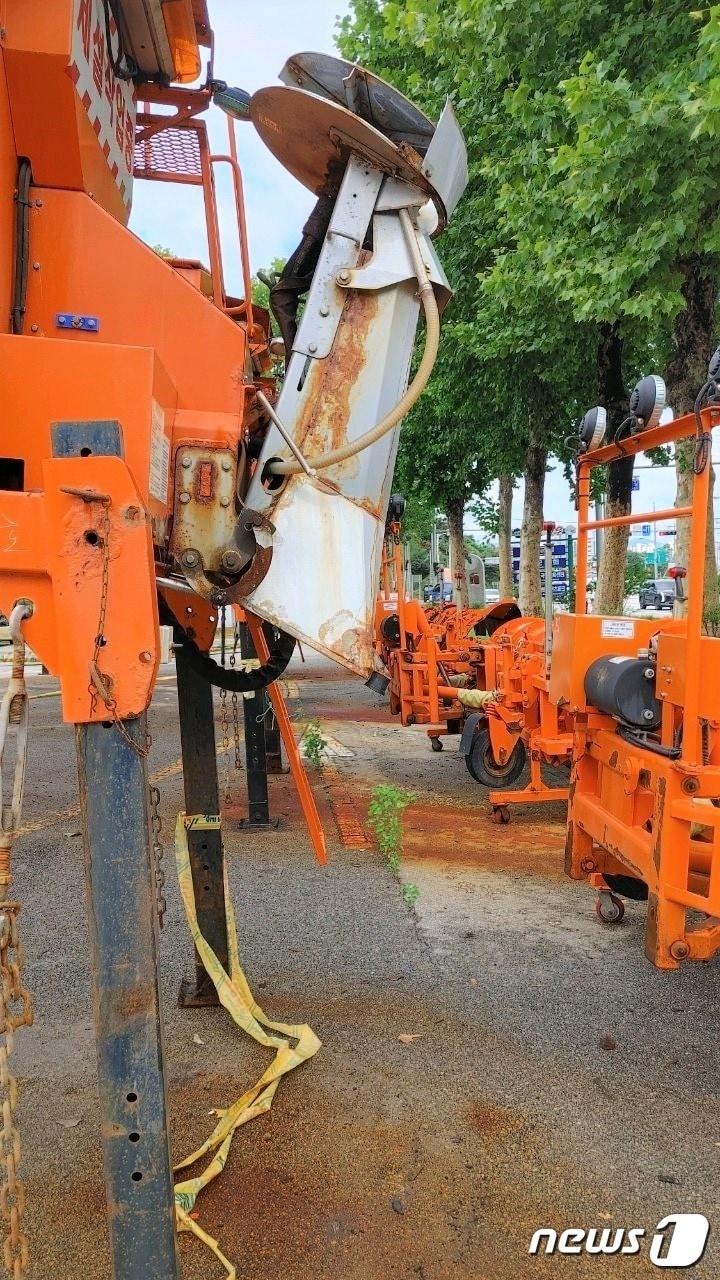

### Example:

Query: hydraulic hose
xmin=268 ymin=207 xmax=440 ymax=477
xmin=158 ymin=598 xmax=296 ymax=692
xmin=176 ymin=625 xmax=296 ymax=692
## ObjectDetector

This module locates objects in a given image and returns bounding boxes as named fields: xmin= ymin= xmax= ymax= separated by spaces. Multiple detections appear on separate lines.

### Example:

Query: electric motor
xmin=584 ymin=655 xmax=662 ymax=730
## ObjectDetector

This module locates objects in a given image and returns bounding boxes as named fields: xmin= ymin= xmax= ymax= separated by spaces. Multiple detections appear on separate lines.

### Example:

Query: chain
xmin=86 ymin=497 xmax=149 ymax=759
xmin=149 ymin=784 xmax=167 ymax=929
xmin=0 ymin=605 xmax=34 ymax=1277
xmin=230 ymin=627 xmax=242 ymax=772
xmin=218 ymin=613 xmax=232 ymax=807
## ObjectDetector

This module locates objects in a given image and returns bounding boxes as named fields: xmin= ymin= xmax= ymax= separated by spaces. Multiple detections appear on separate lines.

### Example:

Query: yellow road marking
xmin=18 ymin=757 xmax=183 ymax=836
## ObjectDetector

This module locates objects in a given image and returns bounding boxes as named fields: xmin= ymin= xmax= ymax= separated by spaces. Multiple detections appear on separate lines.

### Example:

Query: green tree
xmin=339 ymin=0 xmax=597 ymax=614
xmin=481 ymin=0 xmax=720 ymax=610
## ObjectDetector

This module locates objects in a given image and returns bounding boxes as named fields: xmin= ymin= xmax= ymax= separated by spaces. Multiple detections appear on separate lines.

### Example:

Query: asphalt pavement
xmin=5 ymin=652 xmax=720 ymax=1279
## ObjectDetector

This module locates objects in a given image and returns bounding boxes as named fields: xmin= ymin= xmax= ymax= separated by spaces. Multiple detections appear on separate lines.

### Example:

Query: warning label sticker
xmin=601 ymin=619 xmax=635 ymax=639
xmin=149 ymin=402 xmax=170 ymax=504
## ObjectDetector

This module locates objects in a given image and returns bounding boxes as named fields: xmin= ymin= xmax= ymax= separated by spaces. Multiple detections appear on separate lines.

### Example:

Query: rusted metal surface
xmin=293 ymin=289 xmax=379 ymax=472
xmin=244 ymin=275 xmax=422 ymax=676
xmin=169 ymin=445 xmax=238 ymax=578
xmin=76 ymin=714 xmax=179 ymax=1278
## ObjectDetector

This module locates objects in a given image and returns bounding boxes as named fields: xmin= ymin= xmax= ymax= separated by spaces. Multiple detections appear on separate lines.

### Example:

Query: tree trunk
xmin=519 ymin=424 xmax=546 ymax=616
xmin=666 ymin=251 xmax=718 ymax=614
xmin=447 ymin=495 xmax=469 ymax=608
xmin=498 ymin=472 xmax=515 ymax=598
xmin=593 ymin=322 xmax=629 ymax=615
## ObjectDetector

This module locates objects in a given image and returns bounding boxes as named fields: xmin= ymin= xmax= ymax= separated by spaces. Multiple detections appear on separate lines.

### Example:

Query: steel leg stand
xmin=76 ymin=715 xmax=180 ymax=1280
xmin=175 ymin=638 xmax=229 ymax=1006
xmin=238 ymin=622 xmax=278 ymax=830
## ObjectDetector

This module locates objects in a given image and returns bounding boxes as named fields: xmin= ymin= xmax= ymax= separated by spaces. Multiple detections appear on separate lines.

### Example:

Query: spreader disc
xmin=250 ymin=85 xmax=435 ymax=201
xmin=279 ymin=51 xmax=435 ymax=155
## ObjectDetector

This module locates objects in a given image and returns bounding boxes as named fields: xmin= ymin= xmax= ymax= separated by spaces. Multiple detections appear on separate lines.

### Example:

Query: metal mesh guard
xmin=134 ymin=125 xmax=203 ymax=182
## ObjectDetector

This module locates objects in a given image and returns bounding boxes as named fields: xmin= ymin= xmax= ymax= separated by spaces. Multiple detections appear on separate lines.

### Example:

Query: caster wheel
xmin=491 ymin=805 xmax=511 ymax=825
xmin=595 ymin=891 xmax=625 ymax=925
xmin=431 ymin=738 xmax=443 ymax=753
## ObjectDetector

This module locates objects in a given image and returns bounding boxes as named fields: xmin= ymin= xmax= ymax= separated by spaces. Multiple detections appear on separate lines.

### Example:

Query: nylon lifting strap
xmin=173 ymin=814 xmax=321 ymax=1277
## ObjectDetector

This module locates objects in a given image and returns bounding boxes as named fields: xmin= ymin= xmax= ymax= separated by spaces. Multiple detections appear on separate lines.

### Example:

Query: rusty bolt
xmin=30 ymin=324 xmax=39 ymax=333
xmin=181 ymin=456 xmax=192 ymax=469
xmin=682 ymin=776 xmax=699 ymax=794
xmin=580 ymin=857 xmax=597 ymax=874
xmin=35 ymin=199 xmax=43 ymax=208
xmin=336 ymin=270 xmax=350 ymax=285
xmin=32 ymin=261 xmax=40 ymax=271
xmin=179 ymin=492 xmax=190 ymax=505
xmin=124 ymin=505 xmax=141 ymax=522
xmin=220 ymin=496 xmax=231 ymax=507
xmin=670 ymin=940 xmax=690 ymax=961
xmin=221 ymin=549 xmax=243 ymax=574
xmin=139 ymin=650 xmax=153 ymax=664
xmin=180 ymin=549 xmax=200 ymax=569
xmin=221 ymin=459 xmax=232 ymax=472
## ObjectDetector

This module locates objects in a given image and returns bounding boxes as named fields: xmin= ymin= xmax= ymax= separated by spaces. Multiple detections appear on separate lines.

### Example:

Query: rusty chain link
xmin=149 ymin=784 xmax=167 ymax=929
xmin=0 ymin=604 xmax=34 ymax=1277
xmin=230 ymin=626 xmax=242 ymax=772
xmin=218 ymin=612 xmax=232 ymax=807
xmin=86 ymin=496 xmax=150 ymax=759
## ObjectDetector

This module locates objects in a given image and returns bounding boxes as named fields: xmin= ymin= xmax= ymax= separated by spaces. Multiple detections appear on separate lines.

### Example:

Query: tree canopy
xmin=337 ymin=1 xmax=720 ymax=611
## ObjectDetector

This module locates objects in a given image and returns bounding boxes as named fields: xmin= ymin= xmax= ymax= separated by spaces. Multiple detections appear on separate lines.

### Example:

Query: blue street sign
xmin=631 ymin=477 xmax=640 ymax=491
xmin=641 ymin=523 xmax=651 ymax=536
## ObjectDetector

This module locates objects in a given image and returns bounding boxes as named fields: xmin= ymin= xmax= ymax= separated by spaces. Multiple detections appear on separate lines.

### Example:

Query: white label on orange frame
xmin=149 ymin=402 xmax=170 ymax=504
xmin=601 ymin=619 xmax=635 ymax=639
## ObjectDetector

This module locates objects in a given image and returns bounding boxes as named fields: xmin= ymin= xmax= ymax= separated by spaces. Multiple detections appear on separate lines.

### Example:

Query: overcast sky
xmin=130 ymin=0 xmax=705 ymax=546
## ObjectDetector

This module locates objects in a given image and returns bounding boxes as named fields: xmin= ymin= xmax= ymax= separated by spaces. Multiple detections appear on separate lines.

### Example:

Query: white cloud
xmin=130 ymin=0 xmax=350 ymax=286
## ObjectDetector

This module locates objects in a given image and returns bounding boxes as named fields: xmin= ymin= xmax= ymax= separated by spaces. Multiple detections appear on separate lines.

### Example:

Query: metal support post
xmin=76 ymin=716 xmax=180 ymax=1280
xmin=238 ymin=622 xmax=277 ymax=829
xmin=176 ymin=637 xmax=229 ymax=1006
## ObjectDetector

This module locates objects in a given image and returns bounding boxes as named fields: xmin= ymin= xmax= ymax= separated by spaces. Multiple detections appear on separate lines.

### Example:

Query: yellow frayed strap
xmin=173 ymin=813 xmax=322 ymax=1277
xmin=455 ymin=687 xmax=497 ymax=709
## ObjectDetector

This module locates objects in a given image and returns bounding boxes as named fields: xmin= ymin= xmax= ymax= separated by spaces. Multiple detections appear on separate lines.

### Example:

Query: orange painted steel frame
xmin=560 ymin=403 xmax=720 ymax=968
xmin=375 ymin=528 xmax=572 ymax=808
xmin=0 ymin=0 xmax=269 ymax=724
xmin=375 ymin=525 xmax=471 ymax=737
xmin=482 ymin=617 xmax=572 ymax=815
xmin=241 ymin=609 xmax=328 ymax=867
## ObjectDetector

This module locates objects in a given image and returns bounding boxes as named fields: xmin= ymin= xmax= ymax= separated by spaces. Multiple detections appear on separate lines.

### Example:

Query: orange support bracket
xmin=244 ymin=612 xmax=328 ymax=866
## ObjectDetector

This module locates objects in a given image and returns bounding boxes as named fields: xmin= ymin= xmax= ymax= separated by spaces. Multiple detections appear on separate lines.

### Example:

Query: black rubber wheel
xmin=605 ymin=873 xmax=648 ymax=902
xmin=465 ymin=727 xmax=527 ymax=788
xmin=431 ymin=737 xmax=443 ymax=753
xmin=595 ymin=892 xmax=625 ymax=925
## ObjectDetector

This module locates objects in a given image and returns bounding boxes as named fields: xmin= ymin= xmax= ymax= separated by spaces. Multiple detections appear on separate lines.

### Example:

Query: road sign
xmin=631 ymin=477 xmax=640 ymax=491
xmin=641 ymin=523 xmax=651 ymax=536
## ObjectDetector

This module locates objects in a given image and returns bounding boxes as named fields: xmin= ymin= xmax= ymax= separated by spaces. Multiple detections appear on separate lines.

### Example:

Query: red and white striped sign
xmin=69 ymin=0 xmax=136 ymax=209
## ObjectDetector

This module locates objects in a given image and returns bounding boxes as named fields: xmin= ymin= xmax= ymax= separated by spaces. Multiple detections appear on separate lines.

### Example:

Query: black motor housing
xmin=584 ymin=655 xmax=662 ymax=730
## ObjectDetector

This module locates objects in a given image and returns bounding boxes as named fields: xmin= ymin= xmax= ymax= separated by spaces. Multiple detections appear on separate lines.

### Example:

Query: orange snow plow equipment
xmin=554 ymin=363 xmax=720 ymax=969
xmin=374 ymin=508 xmax=573 ymax=818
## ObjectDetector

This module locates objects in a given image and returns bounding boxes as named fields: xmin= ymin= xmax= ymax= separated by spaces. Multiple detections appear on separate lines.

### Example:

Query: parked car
xmin=638 ymin=578 xmax=676 ymax=610
xmin=424 ymin=582 xmax=454 ymax=605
